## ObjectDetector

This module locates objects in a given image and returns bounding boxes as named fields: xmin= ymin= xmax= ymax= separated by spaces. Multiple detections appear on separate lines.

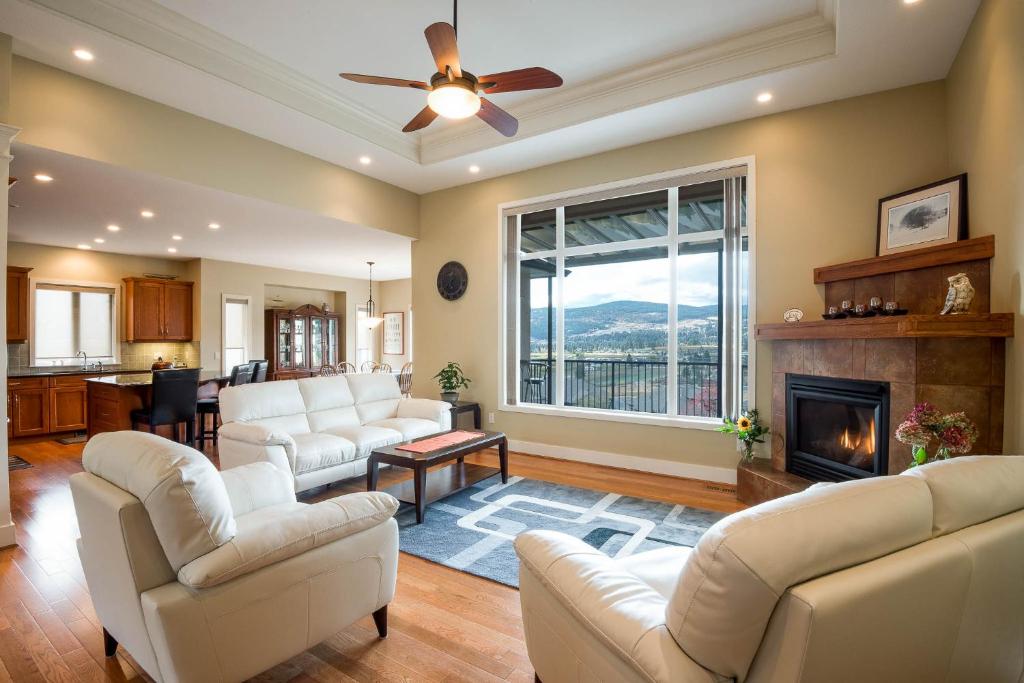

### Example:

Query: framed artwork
xmin=876 ymin=174 xmax=968 ymax=256
xmin=382 ymin=311 xmax=404 ymax=356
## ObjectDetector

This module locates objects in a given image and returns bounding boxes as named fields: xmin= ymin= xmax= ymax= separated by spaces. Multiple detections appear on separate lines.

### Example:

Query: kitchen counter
xmin=9 ymin=366 xmax=161 ymax=378
xmin=85 ymin=370 xmax=228 ymax=386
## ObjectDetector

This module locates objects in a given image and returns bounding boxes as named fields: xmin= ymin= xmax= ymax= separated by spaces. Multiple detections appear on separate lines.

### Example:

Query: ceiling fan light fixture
xmin=427 ymin=84 xmax=481 ymax=119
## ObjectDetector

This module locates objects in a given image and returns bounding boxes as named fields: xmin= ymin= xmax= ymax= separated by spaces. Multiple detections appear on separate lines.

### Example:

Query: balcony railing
xmin=520 ymin=359 xmax=721 ymax=417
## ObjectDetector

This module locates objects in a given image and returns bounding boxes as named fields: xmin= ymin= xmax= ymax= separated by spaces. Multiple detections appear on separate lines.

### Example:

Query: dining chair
xmin=196 ymin=363 xmax=254 ymax=448
xmin=318 ymin=364 xmax=338 ymax=377
xmin=373 ymin=362 xmax=393 ymax=374
xmin=398 ymin=362 xmax=413 ymax=397
xmin=249 ymin=359 xmax=269 ymax=383
xmin=131 ymin=368 xmax=201 ymax=446
xmin=360 ymin=361 xmax=378 ymax=373
xmin=339 ymin=362 xmax=357 ymax=374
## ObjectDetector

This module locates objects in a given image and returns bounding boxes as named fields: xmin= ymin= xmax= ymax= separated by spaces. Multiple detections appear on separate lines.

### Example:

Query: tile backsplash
xmin=8 ymin=342 xmax=200 ymax=372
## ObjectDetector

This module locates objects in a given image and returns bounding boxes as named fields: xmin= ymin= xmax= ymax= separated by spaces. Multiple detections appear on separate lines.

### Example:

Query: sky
xmin=530 ymin=252 xmax=721 ymax=309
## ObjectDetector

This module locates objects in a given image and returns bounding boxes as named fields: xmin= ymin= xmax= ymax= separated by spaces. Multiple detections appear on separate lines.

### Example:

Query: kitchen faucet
xmin=76 ymin=351 xmax=88 ymax=370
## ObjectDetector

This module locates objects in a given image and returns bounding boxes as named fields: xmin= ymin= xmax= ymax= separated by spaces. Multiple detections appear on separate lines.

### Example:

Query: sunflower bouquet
xmin=718 ymin=408 xmax=770 ymax=462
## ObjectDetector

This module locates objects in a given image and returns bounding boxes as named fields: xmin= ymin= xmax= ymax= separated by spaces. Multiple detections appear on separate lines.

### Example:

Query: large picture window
xmin=503 ymin=162 xmax=751 ymax=426
xmin=32 ymin=282 xmax=118 ymax=367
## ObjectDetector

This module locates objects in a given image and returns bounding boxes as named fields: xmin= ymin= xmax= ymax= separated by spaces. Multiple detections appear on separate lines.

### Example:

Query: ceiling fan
xmin=340 ymin=0 xmax=563 ymax=137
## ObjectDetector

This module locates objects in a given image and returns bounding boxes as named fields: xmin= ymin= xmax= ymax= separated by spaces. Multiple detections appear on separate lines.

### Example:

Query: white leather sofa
xmin=71 ymin=431 xmax=400 ymax=683
xmin=516 ymin=455 xmax=1024 ymax=683
xmin=217 ymin=373 xmax=451 ymax=492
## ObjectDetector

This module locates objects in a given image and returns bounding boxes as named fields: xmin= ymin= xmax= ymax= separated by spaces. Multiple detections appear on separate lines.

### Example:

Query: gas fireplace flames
xmin=838 ymin=420 xmax=877 ymax=454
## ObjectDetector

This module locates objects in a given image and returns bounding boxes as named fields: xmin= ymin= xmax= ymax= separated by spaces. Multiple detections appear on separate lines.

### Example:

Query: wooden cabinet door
xmin=12 ymin=388 xmax=49 ymax=437
xmin=132 ymin=281 xmax=165 ymax=341
xmin=6 ymin=267 xmax=30 ymax=343
xmin=50 ymin=387 xmax=88 ymax=432
xmin=162 ymin=282 xmax=193 ymax=341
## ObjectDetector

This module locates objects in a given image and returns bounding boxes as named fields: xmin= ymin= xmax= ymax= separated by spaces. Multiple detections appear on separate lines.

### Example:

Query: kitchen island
xmin=86 ymin=370 xmax=229 ymax=439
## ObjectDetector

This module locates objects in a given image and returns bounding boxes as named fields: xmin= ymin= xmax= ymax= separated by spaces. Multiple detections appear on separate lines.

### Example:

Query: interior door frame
xmin=221 ymin=293 xmax=253 ymax=374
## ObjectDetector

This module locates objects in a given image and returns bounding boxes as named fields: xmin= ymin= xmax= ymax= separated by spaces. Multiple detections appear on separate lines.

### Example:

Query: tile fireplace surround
xmin=738 ymin=337 xmax=1006 ymax=505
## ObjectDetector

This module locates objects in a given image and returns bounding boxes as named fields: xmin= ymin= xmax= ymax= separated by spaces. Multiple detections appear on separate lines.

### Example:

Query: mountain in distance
xmin=530 ymin=300 xmax=719 ymax=354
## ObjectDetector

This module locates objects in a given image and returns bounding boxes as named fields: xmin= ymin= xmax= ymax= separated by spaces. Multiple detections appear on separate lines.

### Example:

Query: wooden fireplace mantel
xmin=755 ymin=313 xmax=1014 ymax=341
xmin=812 ymin=235 xmax=995 ymax=284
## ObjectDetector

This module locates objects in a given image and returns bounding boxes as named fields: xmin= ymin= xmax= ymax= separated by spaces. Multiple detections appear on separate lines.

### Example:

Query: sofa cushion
xmin=616 ymin=546 xmax=691 ymax=601
xmin=219 ymin=380 xmax=311 ymax=435
xmin=82 ymin=431 xmax=236 ymax=571
xmin=903 ymin=455 xmax=1024 ymax=536
xmin=324 ymin=425 xmax=403 ymax=458
xmin=369 ymin=417 xmax=441 ymax=441
xmin=665 ymin=475 xmax=933 ymax=681
xmin=291 ymin=433 xmax=357 ymax=474
xmin=297 ymin=376 xmax=362 ymax=433
xmin=346 ymin=374 xmax=402 ymax=423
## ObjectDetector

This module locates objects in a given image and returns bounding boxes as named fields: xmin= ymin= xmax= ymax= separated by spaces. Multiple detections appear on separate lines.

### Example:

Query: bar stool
xmin=196 ymin=363 xmax=254 ymax=449
xmin=130 ymin=369 xmax=201 ymax=446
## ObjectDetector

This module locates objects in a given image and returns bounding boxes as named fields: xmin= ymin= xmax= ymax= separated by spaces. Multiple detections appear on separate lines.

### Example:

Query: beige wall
xmin=0 ymin=34 xmax=11 ymax=121
xmin=946 ymin=0 xmax=1024 ymax=452
xmin=379 ymin=278 xmax=412 ymax=368
xmin=197 ymin=258 xmax=379 ymax=372
xmin=414 ymin=82 xmax=951 ymax=476
xmin=9 ymin=57 xmax=419 ymax=240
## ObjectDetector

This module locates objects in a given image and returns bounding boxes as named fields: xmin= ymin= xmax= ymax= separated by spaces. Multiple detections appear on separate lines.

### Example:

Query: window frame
xmin=221 ymin=294 xmax=252 ymax=374
xmin=30 ymin=278 xmax=121 ymax=367
xmin=498 ymin=157 xmax=756 ymax=430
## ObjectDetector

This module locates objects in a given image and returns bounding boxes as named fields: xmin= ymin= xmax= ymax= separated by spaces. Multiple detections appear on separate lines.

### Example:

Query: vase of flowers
xmin=718 ymin=409 xmax=770 ymax=462
xmin=895 ymin=402 xmax=978 ymax=468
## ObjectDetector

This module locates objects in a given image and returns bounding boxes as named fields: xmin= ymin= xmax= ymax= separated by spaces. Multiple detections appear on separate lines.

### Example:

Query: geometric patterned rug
xmin=8 ymin=454 xmax=32 ymax=471
xmin=396 ymin=474 xmax=726 ymax=587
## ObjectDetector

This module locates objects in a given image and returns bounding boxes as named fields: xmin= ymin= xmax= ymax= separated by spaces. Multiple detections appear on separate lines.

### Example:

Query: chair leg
xmin=372 ymin=605 xmax=387 ymax=638
xmin=103 ymin=627 xmax=118 ymax=657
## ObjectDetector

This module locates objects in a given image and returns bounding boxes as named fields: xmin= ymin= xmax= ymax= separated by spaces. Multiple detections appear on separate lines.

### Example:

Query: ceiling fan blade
xmin=424 ymin=22 xmax=462 ymax=78
xmin=479 ymin=67 xmax=563 ymax=94
xmin=402 ymin=106 xmax=439 ymax=133
xmin=340 ymin=73 xmax=430 ymax=90
xmin=476 ymin=98 xmax=518 ymax=137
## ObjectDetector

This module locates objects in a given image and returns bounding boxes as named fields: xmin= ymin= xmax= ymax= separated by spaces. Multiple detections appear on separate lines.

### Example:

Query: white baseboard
xmin=507 ymin=439 xmax=738 ymax=485
xmin=0 ymin=521 xmax=16 ymax=549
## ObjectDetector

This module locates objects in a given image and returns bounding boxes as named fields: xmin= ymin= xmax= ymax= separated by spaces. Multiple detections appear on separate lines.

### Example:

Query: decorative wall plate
xmin=437 ymin=261 xmax=469 ymax=301
xmin=783 ymin=308 xmax=804 ymax=323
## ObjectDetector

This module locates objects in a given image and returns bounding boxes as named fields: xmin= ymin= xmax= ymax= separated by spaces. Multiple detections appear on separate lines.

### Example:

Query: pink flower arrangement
xmin=895 ymin=402 xmax=979 ymax=467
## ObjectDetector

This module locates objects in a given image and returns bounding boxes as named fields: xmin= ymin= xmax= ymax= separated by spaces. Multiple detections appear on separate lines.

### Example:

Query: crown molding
xmin=20 ymin=0 xmax=420 ymax=161
xmin=419 ymin=10 xmax=837 ymax=164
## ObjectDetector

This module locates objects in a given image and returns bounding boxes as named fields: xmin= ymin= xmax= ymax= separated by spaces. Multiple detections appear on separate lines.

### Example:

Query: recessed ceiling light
xmin=77 ymin=244 xmax=91 ymax=250
xmin=756 ymin=92 xmax=773 ymax=104
xmin=171 ymin=234 xmax=182 ymax=241
xmin=107 ymin=224 xmax=120 ymax=232
xmin=167 ymin=247 xmax=178 ymax=253
xmin=33 ymin=173 xmax=53 ymax=182
xmin=93 ymin=237 xmax=105 ymax=244
xmin=359 ymin=156 xmax=372 ymax=165
xmin=208 ymin=222 xmax=220 ymax=230
xmin=903 ymin=0 xmax=921 ymax=4
xmin=140 ymin=210 xmax=154 ymax=218
xmin=468 ymin=165 xmax=480 ymax=174
xmin=73 ymin=48 xmax=94 ymax=62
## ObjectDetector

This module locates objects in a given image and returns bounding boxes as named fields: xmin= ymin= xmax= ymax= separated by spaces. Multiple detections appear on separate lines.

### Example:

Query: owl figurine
xmin=940 ymin=272 xmax=975 ymax=315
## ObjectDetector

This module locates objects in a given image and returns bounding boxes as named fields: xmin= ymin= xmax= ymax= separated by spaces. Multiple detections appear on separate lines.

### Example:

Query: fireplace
xmin=786 ymin=374 xmax=889 ymax=481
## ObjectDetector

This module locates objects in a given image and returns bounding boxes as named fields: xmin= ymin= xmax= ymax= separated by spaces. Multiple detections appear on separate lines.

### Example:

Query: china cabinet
xmin=265 ymin=305 xmax=341 ymax=380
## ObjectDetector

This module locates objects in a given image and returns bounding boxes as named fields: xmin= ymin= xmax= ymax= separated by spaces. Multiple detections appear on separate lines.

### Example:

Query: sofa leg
xmin=103 ymin=627 xmax=118 ymax=657
xmin=372 ymin=605 xmax=388 ymax=638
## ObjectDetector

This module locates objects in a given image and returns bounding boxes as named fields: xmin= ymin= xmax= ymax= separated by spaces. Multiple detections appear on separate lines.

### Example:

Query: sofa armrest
xmin=220 ymin=462 xmax=296 ymax=516
xmin=177 ymin=491 xmax=399 ymax=588
xmin=397 ymin=398 xmax=452 ymax=429
xmin=218 ymin=422 xmax=297 ymax=467
xmin=515 ymin=530 xmax=710 ymax=682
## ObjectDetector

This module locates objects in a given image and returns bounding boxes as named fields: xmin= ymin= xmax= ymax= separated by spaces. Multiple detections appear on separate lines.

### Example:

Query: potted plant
xmin=718 ymin=408 xmax=770 ymax=462
xmin=433 ymin=361 xmax=471 ymax=403
xmin=895 ymin=402 xmax=978 ymax=468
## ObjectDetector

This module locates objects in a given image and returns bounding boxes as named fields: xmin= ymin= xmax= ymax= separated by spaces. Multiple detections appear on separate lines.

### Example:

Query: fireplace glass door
xmin=786 ymin=375 xmax=889 ymax=481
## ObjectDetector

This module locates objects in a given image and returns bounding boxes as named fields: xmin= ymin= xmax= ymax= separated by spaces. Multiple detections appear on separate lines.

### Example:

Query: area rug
xmin=395 ymin=474 xmax=726 ymax=587
xmin=8 ymin=454 xmax=32 ymax=471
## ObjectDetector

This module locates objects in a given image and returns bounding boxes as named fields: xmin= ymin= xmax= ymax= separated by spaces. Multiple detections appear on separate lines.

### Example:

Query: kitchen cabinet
xmin=123 ymin=278 xmax=194 ymax=342
xmin=49 ymin=375 xmax=91 ymax=432
xmin=265 ymin=305 xmax=341 ymax=380
xmin=8 ymin=377 xmax=49 ymax=437
xmin=7 ymin=266 xmax=32 ymax=343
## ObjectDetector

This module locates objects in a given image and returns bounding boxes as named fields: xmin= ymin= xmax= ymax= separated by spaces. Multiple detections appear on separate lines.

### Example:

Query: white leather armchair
xmin=516 ymin=456 xmax=1024 ymax=683
xmin=71 ymin=431 xmax=399 ymax=683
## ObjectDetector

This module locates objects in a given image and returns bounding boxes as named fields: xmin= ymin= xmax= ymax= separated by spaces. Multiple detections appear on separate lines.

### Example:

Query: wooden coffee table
xmin=367 ymin=431 xmax=508 ymax=524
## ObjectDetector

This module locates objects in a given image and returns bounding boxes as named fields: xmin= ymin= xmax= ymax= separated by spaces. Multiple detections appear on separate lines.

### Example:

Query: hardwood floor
xmin=1 ymin=435 xmax=743 ymax=682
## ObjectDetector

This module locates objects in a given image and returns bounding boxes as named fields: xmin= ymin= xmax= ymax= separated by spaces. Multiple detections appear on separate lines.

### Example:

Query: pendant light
xmin=364 ymin=261 xmax=383 ymax=327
